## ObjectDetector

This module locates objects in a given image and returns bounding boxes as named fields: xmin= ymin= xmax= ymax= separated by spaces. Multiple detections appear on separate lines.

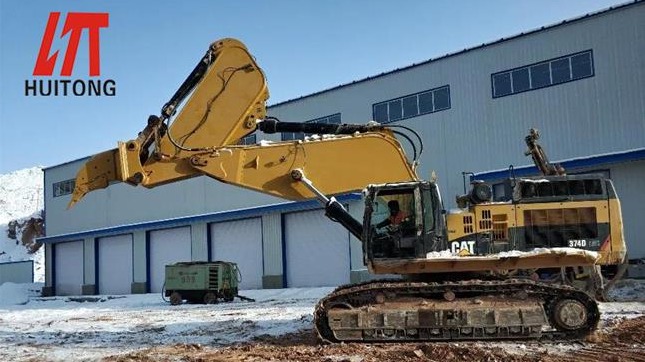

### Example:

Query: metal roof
xmin=43 ymin=155 xmax=90 ymax=171
xmin=268 ymin=0 xmax=642 ymax=109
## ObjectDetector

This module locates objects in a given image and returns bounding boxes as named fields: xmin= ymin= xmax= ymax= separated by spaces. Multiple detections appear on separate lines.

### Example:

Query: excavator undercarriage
xmin=315 ymin=278 xmax=599 ymax=342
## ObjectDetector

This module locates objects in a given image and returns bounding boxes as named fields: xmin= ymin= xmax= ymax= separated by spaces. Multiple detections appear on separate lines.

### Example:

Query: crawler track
xmin=314 ymin=279 xmax=599 ymax=343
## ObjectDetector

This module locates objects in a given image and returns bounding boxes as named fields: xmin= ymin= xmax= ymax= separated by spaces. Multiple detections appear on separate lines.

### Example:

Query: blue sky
xmin=0 ymin=0 xmax=629 ymax=173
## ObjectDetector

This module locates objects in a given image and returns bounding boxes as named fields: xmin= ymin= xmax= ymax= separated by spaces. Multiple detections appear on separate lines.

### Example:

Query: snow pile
xmin=519 ymin=178 xmax=550 ymax=183
xmin=425 ymin=249 xmax=454 ymax=258
xmin=496 ymin=248 xmax=598 ymax=259
xmin=426 ymin=247 xmax=599 ymax=260
xmin=303 ymin=134 xmax=350 ymax=142
xmin=0 ymin=167 xmax=44 ymax=282
xmin=0 ymin=167 xmax=43 ymax=223
xmin=498 ymin=247 xmax=599 ymax=260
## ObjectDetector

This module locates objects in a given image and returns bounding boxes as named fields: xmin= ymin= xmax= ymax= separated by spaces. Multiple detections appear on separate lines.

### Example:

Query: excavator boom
xmin=70 ymin=38 xmax=419 ymax=208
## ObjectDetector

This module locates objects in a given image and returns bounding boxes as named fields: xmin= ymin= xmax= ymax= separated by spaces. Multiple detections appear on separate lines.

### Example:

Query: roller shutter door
xmin=210 ymin=218 xmax=263 ymax=290
xmin=149 ymin=227 xmax=191 ymax=293
xmin=98 ymin=234 xmax=133 ymax=295
xmin=54 ymin=240 xmax=84 ymax=296
xmin=284 ymin=209 xmax=350 ymax=287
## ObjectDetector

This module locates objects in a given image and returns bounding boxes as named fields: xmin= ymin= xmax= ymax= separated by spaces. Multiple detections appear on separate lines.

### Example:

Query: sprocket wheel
xmin=550 ymin=298 xmax=589 ymax=331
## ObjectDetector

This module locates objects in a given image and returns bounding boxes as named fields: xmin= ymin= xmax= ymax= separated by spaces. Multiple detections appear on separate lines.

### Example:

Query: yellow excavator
xmin=70 ymin=38 xmax=627 ymax=342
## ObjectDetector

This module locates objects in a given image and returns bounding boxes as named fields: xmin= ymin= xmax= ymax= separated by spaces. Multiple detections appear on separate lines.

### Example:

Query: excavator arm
xmin=524 ymin=128 xmax=566 ymax=176
xmin=70 ymin=38 xmax=419 ymax=215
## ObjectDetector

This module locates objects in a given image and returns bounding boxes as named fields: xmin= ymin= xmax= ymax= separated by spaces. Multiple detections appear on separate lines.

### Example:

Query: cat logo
xmin=451 ymin=240 xmax=475 ymax=255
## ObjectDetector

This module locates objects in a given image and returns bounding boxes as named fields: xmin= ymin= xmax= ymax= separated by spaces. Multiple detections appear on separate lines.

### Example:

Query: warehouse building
xmin=40 ymin=2 xmax=645 ymax=296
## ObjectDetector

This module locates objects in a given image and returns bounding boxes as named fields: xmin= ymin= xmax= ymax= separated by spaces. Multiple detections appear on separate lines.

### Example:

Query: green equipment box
xmin=164 ymin=261 xmax=240 ymax=305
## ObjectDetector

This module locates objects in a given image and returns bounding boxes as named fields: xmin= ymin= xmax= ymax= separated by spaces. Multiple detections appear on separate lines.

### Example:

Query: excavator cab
xmin=363 ymin=181 xmax=446 ymax=261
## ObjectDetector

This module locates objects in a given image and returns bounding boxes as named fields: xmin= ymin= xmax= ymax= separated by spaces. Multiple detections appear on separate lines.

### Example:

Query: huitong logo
xmin=25 ymin=12 xmax=116 ymax=97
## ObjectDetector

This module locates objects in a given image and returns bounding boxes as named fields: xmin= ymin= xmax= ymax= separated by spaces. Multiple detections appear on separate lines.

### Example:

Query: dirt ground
xmin=106 ymin=316 xmax=645 ymax=362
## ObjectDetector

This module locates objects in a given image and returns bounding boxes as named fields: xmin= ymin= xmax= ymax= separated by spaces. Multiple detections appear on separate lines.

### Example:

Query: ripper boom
xmin=25 ymin=79 xmax=116 ymax=96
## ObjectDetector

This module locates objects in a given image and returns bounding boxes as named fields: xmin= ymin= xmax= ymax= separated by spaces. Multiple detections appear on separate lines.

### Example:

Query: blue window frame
xmin=281 ymin=113 xmax=342 ymax=141
xmin=491 ymin=50 xmax=594 ymax=98
xmin=372 ymin=85 xmax=451 ymax=124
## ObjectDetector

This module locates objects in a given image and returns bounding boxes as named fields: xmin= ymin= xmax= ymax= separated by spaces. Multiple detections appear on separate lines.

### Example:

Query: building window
xmin=53 ymin=179 xmax=75 ymax=197
xmin=491 ymin=50 xmax=594 ymax=98
xmin=281 ymin=113 xmax=341 ymax=141
xmin=372 ymin=85 xmax=450 ymax=124
xmin=238 ymin=134 xmax=257 ymax=145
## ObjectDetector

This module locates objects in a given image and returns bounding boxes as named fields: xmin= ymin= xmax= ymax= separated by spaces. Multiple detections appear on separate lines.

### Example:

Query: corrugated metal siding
xmin=132 ymin=230 xmax=147 ymax=285
xmin=262 ymin=213 xmax=282 ymax=276
xmin=609 ymin=160 xmax=645 ymax=259
xmin=44 ymin=243 xmax=53 ymax=287
xmin=191 ymin=223 xmax=208 ymax=261
xmin=83 ymin=237 xmax=94 ymax=285
xmin=269 ymin=3 xmax=645 ymax=208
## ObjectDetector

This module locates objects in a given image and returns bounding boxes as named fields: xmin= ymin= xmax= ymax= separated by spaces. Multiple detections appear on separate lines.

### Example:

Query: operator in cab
xmin=376 ymin=200 xmax=408 ymax=229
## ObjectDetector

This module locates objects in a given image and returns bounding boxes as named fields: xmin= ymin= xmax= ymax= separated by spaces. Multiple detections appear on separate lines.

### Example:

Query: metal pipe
xmin=258 ymin=119 xmax=383 ymax=135
xmin=291 ymin=168 xmax=363 ymax=240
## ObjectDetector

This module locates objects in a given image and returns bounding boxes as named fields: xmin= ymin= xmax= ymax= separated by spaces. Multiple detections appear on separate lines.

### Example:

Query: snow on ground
xmin=0 ymin=281 xmax=644 ymax=362
xmin=0 ymin=286 xmax=333 ymax=361
xmin=0 ymin=167 xmax=44 ymax=282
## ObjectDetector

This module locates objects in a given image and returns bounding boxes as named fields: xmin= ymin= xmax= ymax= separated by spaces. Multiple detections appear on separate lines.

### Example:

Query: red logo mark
xmin=33 ymin=12 xmax=109 ymax=77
